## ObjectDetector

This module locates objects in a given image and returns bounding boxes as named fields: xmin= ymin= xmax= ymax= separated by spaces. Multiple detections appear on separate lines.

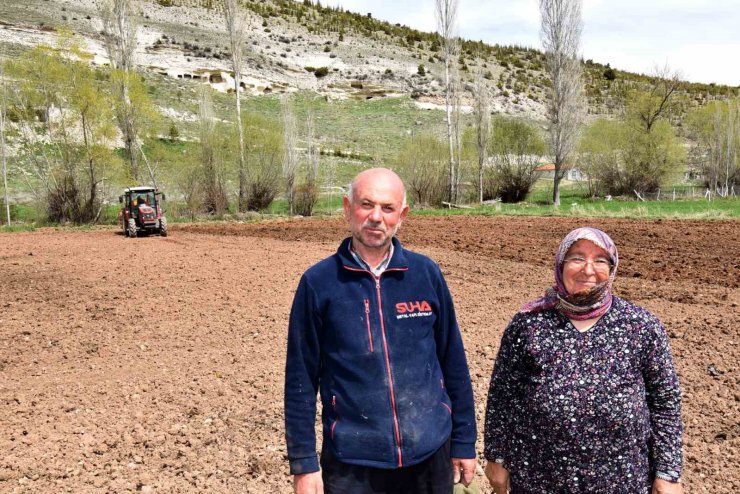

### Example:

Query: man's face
xmin=343 ymin=171 xmax=409 ymax=252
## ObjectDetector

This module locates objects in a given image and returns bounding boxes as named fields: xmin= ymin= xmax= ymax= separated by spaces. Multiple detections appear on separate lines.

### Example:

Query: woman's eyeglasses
xmin=563 ymin=256 xmax=612 ymax=273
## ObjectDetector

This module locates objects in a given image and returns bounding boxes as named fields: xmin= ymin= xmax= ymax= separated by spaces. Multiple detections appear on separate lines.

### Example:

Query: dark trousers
xmin=320 ymin=439 xmax=453 ymax=494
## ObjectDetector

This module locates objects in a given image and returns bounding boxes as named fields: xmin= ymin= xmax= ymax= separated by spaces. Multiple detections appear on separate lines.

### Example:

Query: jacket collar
xmin=338 ymin=236 xmax=409 ymax=271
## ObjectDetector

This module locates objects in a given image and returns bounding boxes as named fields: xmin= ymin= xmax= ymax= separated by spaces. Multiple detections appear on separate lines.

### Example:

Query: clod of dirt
xmin=706 ymin=364 xmax=722 ymax=377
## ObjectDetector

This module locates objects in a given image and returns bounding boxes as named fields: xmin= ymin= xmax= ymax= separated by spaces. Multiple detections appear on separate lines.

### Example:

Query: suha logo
xmin=395 ymin=301 xmax=433 ymax=319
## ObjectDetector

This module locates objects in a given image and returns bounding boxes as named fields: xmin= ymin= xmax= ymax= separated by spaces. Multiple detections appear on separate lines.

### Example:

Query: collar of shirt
xmin=350 ymin=243 xmax=394 ymax=277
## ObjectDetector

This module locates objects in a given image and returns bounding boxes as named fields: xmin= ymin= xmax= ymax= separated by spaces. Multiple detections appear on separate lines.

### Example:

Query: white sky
xmin=321 ymin=0 xmax=740 ymax=87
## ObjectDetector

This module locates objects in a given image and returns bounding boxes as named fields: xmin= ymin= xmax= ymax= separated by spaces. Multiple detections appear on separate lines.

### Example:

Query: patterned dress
xmin=484 ymin=297 xmax=683 ymax=494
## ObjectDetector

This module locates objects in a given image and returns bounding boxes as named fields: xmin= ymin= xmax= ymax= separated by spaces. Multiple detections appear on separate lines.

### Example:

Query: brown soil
xmin=1 ymin=216 xmax=738 ymax=493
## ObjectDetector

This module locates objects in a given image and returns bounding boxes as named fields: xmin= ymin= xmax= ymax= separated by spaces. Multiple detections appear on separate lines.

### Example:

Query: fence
xmin=634 ymin=186 xmax=736 ymax=202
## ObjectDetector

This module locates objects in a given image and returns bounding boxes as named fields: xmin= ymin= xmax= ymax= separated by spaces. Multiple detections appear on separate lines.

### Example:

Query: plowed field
xmin=1 ymin=216 xmax=738 ymax=493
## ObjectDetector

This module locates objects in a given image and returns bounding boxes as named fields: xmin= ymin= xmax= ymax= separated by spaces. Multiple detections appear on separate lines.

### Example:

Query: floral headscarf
xmin=521 ymin=227 xmax=619 ymax=320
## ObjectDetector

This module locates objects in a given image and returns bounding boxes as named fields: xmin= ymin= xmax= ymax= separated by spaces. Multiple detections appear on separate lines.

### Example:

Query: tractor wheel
xmin=123 ymin=218 xmax=129 ymax=237
xmin=159 ymin=216 xmax=168 ymax=237
xmin=127 ymin=218 xmax=137 ymax=238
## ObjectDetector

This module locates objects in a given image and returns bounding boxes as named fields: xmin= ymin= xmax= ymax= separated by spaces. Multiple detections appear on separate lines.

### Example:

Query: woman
xmin=484 ymin=227 xmax=683 ymax=494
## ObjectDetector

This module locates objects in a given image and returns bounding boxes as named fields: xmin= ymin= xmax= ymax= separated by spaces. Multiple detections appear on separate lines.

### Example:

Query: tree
xmin=436 ymin=0 xmax=462 ymax=203
xmin=487 ymin=116 xmax=547 ymax=202
xmin=198 ymin=85 xmax=227 ymax=214
xmin=472 ymin=67 xmax=490 ymax=203
xmin=631 ymin=66 xmax=681 ymax=132
xmin=223 ymin=0 xmax=249 ymax=211
xmin=578 ymin=111 xmax=685 ymax=197
xmin=621 ymin=67 xmax=686 ymax=194
xmin=395 ymin=134 xmax=448 ymax=207
xmin=294 ymin=111 xmax=320 ymax=217
xmin=1 ymin=65 xmax=9 ymax=225
xmin=101 ymin=0 xmax=142 ymax=181
xmin=240 ymin=112 xmax=283 ymax=211
xmin=7 ymin=41 xmax=119 ymax=223
xmin=621 ymin=119 xmax=684 ymax=194
xmin=577 ymin=118 xmax=626 ymax=196
xmin=540 ymin=0 xmax=585 ymax=205
xmin=686 ymin=99 xmax=739 ymax=194
xmin=281 ymin=96 xmax=298 ymax=214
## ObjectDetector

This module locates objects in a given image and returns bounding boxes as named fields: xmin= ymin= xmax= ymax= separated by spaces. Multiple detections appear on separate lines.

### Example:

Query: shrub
xmin=168 ymin=121 xmax=179 ymax=142
xmin=314 ymin=66 xmax=329 ymax=78
xmin=395 ymin=134 xmax=448 ymax=207
xmin=247 ymin=183 xmax=277 ymax=211
xmin=294 ymin=183 xmax=319 ymax=216
xmin=603 ymin=65 xmax=616 ymax=81
xmin=487 ymin=116 xmax=547 ymax=203
xmin=417 ymin=64 xmax=426 ymax=76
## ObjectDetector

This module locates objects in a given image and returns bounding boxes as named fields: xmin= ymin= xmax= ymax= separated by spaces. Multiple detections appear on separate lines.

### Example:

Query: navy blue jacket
xmin=285 ymin=237 xmax=476 ymax=474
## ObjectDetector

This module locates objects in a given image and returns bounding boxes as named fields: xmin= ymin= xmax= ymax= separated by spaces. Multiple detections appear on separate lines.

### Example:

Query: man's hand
xmin=452 ymin=458 xmax=476 ymax=486
xmin=484 ymin=461 xmax=509 ymax=494
xmin=293 ymin=471 xmax=323 ymax=494
xmin=652 ymin=478 xmax=683 ymax=494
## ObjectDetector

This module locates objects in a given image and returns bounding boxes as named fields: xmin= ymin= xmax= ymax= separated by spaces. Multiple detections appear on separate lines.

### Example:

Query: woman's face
xmin=562 ymin=239 xmax=611 ymax=295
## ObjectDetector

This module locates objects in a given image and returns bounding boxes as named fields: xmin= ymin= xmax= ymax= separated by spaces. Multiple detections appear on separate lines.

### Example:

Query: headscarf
xmin=520 ymin=227 xmax=619 ymax=320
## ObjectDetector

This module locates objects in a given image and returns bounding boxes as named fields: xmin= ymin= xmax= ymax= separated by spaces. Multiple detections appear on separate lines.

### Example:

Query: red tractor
xmin=118 ymin=186 xmax=168 ymax=237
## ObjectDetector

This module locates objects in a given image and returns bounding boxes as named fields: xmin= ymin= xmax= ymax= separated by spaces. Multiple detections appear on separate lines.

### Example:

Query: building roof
xmin=125 ymin=186 xmax=157 ymax=192
xmin=535 ymin=163 xmax=576 ymax=172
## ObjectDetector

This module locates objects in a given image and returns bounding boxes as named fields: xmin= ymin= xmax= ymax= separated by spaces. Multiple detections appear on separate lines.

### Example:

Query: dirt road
xmin=1 ymin=216 xmax=737 ymax=493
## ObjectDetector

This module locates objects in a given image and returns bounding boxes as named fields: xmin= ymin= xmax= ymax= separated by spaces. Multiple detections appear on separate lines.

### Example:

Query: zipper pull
xmin=332 ymin=395 xmax=336 ymax=409
xmin=364 ymin=299 xmax=370 ymax=314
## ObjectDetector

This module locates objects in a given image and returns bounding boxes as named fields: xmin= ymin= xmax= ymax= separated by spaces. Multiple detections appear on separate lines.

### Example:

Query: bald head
xmin=343 ymin=168 xmax=409 ymax=260
xmin=347 ymin=168 xmax=407 ymax=207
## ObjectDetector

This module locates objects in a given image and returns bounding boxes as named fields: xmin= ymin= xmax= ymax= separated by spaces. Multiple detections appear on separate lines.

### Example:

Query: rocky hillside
xmin=2 ymin=0 xmax=737 ymax=125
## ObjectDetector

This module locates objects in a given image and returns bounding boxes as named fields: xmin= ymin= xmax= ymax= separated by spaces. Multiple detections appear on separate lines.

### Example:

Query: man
xmin=284 ymin=168 xmax=477 ymax=494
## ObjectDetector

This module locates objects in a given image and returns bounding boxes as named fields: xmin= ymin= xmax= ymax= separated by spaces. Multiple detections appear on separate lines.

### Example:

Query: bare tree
xmin=281 ymin=96 xmax=298 ymax=214
xmin=725 ymin=100 xmax=738 ymax=195
xmin=712 ymin=99 xmax=739 ymax=195
xmin=305 ymin=113 xmax=319 ymax=188
xmin=199 ymin=85 xmax=227 ymax=213
xmin=540 ymin=0 xmax=585 ymax=206
xmin=436 ymin=0 xmax=461 ymax=203
xmin=472 ymin=68 xmax=490 ymax=203
xmin=1 ymin=67 xmax=9 ymax=225
xmin=634 ymin=65 xmax=681 ymax=132
xmin=223 ymin=0 xmax=248 ymax=211
xmin=294 ymin=111 xmax=320 ymax=216
xmin=101 ymin=0 xmax=141 ymax=181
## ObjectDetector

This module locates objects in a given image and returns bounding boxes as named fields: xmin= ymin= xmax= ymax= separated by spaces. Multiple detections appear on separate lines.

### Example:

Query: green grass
xmin=144 ymin=70 xmax=448 ymax=162
xmin=0 ymin=202 xmax=44 ymax=223
xmin=411 ymin=196 xmax=740 ymax=220
xmin=0 ymin=224 xmax=36 ymax=232
xmin=263 ymin=193 xmax=345 ymax=215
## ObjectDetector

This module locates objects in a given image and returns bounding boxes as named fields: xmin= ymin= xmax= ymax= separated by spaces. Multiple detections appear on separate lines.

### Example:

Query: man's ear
xmin=342 ymin=195 xmax=351 ymax=221
xmin=399 ymin=204 xmax=410 ymax=223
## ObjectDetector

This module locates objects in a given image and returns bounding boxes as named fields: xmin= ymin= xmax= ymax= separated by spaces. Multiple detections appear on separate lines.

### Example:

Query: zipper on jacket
xmin=364 ymin=299 xmax=374 ymax=353
xmin=331 ymin=395 xmax=338 ymax=439
xmin=374 ymin=276 xmax=403 ymax=467
xmin=342 ymin=264 xmax=407 ymax=467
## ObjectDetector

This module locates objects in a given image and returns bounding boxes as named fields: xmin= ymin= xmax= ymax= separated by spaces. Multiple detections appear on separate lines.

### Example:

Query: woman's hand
xmin=484 ymin=461 xmax=509 ymax=494
xmin=652 ymin=478 xmax=682 ymax=494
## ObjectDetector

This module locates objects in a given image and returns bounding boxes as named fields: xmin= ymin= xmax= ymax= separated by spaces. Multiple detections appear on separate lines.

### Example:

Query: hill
xmin=1 ymin=0 xmax=737 ymax=124
xmin=1 ymin=0 xmax=738 ymax=215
